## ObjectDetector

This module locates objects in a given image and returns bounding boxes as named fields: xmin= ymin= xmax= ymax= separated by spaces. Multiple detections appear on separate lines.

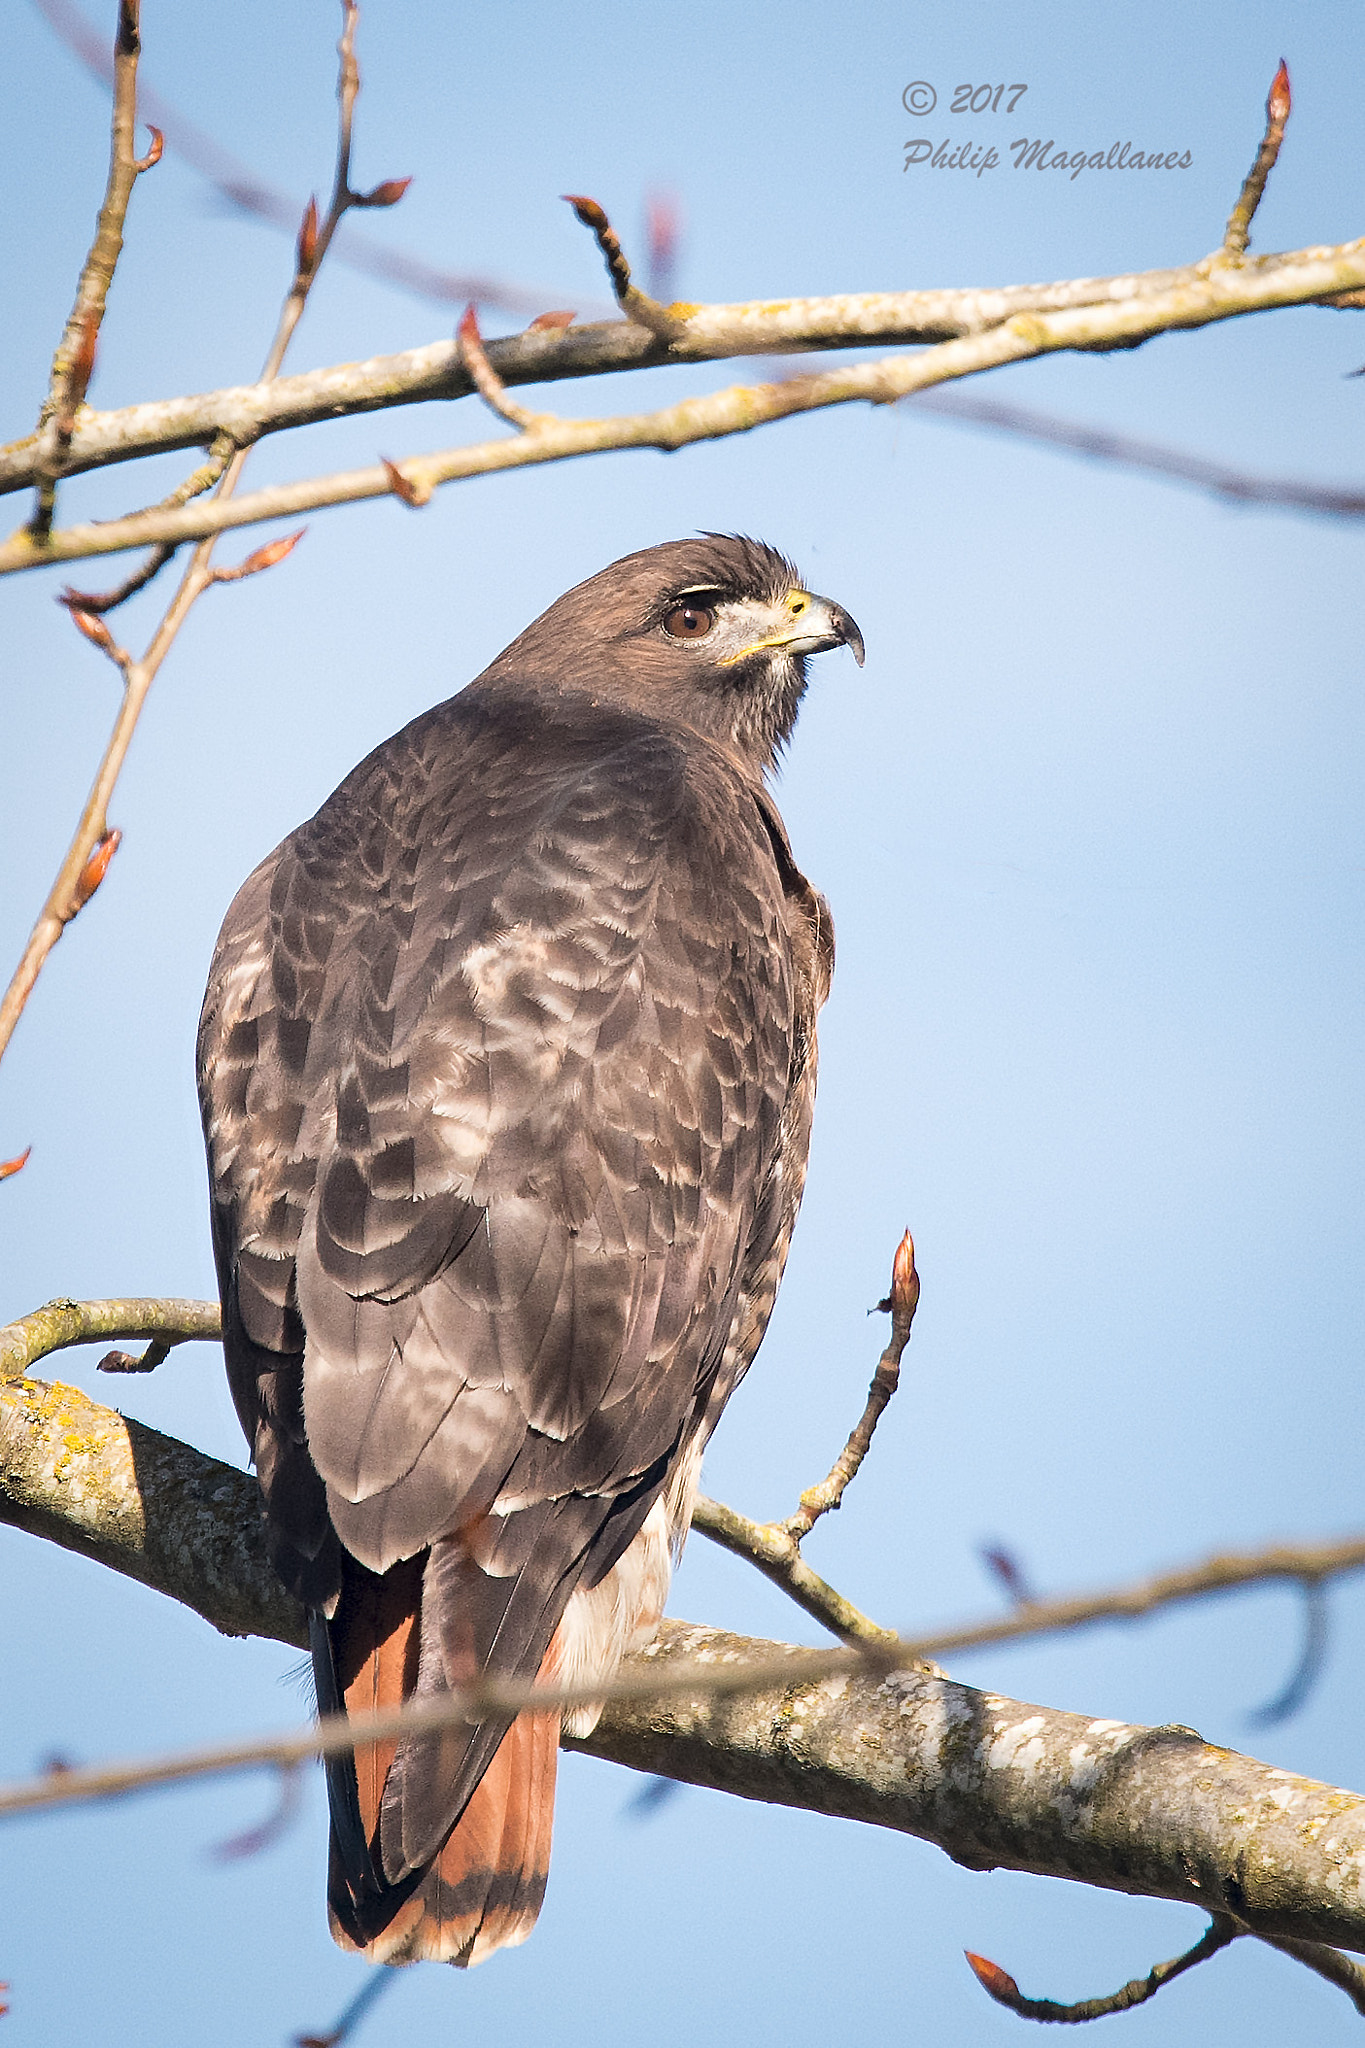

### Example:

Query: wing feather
xmin=199 ymin=679 xmax=800 ymax=1869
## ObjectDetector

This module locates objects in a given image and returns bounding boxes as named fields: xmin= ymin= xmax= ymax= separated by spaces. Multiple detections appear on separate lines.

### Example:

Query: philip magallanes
xmin=903 ymin=136 xmax=1193 ymax=181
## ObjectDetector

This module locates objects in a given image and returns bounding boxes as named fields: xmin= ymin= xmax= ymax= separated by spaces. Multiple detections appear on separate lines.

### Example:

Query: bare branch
xmin=59 ymin=543 xmax=177 ymax=616
xmin=6 ymin=1374 xmax=1365 ymax=1954
xmin=457 ymin=305 xmax=550 ymax=429
xmin=1247 ymin=1581 xmax=1330 ymax=1727
xmin=6 ymin=1298 xmax=1365 ymax=1662
xmin=1258 ymin=1936 xmax=1365 ymax=2018
xmin=688 ymin=1233 xmax=917 ymax=1644
xmin=689 ymin=1491 xmax=895 ymax=1644
xmin=6 ymin=237 xmax=1365 ymax=506
xmin=562 ymin=194 xmax=685 ymax=339
xmin=964 ymin=1916 xmax=1240 ymax=2024
xmin=0 ymin=3 xmax=378 ymax=1075
xmin=1225 ymin=62 xmax=1292 ymax=258
xmin=783 ymin=1229 xmax=918 ymax=1540
xmin=0 ymin=1372 xmax=306 ymax=1645
xmin=908 ymin=389 xmax=1365 ymax=520
xmin=30 ymin=0 xmax=570 ymax=321
xmin=28 ymin=0 xmax=144 ymax=539
xmin=294 ymin=1972 xmax=396 ymax=2048
xmin=0 ymin=1297 xmax=220 ymax=1377
xmin=9 ymin=232 xmax=1365 ymax=578
xmin=208 ymin=1763 xmax=303 ymax=1861
xmin=898 ymin=1537 xmax=1365 ymax=1663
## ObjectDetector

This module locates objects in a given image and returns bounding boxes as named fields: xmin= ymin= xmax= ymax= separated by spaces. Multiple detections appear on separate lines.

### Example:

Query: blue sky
xmin=3 ymin=1 xmax=1365 ymax=2042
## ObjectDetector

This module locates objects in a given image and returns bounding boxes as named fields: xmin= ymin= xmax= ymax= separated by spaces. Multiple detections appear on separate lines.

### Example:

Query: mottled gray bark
xmin=4 ymin=1370 xmax=1365 ymax=1954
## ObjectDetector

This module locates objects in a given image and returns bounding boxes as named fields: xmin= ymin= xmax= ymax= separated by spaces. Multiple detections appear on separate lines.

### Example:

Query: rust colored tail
xmin=316 ymin=1556 xmax=559 ymax=1968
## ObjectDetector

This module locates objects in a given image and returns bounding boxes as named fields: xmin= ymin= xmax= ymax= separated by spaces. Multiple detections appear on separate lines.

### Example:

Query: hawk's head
xmin=487 ymin=534 xmax=863 ymax=772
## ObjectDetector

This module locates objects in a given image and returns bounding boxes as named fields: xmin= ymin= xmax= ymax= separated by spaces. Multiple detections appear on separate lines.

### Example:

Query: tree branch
xmin=964 ymin=1915 xmax=1241 ymax=2024
xmin=31 ymin=0 xmax=581 ymax=325
xmin=7 ymin=230 xmax=1365 ymax=578
xmin=4 ymin=237 xmax=1364 ymax=509
xmin=5 ymin=1373 xmax=1365 ymax=1954
xmin=0 ymin=1 xmax=390 ymax=1081
xmin=28 ymin=0 xmax=146 ymax=540
xmin=908 ymin=390 xmax=1365 ymax=520
xmin=6 ymin=1298 xmax=1365 ymax=1660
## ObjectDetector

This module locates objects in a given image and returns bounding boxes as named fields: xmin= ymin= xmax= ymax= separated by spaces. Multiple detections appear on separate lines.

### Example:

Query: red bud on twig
xmin=526 ymin=310 xmax=577 ymax=331
xmin=296 ymin=196 xmax=319 ymax=278
xmin=69 ymin=607 xmax=116 ymax=654
xmin=964 ymin=1952 xmax=1020 ymax=2004
xmin=562 ymin=193 xmax=608 ymax=232
xmin=0 ymin=1147 xmax=33 ymax=1183
xmin=209 ymin=529 xmax=307 ymax=583
xmin=890 ymin=1229 xmax=918 ymax=1321
xmin=380 ymin=457 xmax=431 ymax=508
xmin=68 ymin=309 xmax=100 ymax=410
xmin=133 ymin=125 xmax=164 ymax=173
xmin=71 ymin=828 xmax=121 ymax=912
xmin=355 ymin=176 xmax=412 ymax=208
xmin=1268 ymin=58 xmax=1291 ymax=128
xmin=875 ymin=1229 xmax=919 ymax=1321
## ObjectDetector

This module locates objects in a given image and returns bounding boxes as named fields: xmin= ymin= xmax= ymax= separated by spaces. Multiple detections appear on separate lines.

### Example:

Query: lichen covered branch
xmin=5 ymin=1371 xmax=1365 ymax=1954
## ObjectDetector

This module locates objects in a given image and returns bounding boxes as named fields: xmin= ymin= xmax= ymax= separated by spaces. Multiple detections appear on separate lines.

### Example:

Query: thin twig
xmin=208 ymin=1762 xmax=302 ymax=1860
xmin=8 ymin=1383 xmax=1365 ymax=1954
xmin=0 ymin=1 xmax=391 ymax=1075
xmin=31 ymin=0 xmax=584 ymax=322
xmin=965 ymin=1916 xmax=1240 ymax=2024
xmin=6 ymin=1299 xmax=1365 ymax=1667
xmin=0 ymin=1633 xmax=910 ymax=1823
xmin=28 ymin=0 xmax=145 ymax=540
xmin=562 ymin=194 xmax=684 ymax=338
xmin=1225 ymin=62 xmax=1292 ymax=257
xmin=1246 ymin=1580 xmax=1330 ymax=1727
xmin=689 ymin=1492 xmax=895 ymax=1644
xmin=294 ymin=1971 xmax=396 ymax=2048
xmin=58 ymin=543 xmax=176 ymax=616
xmin=1259 ymin=1936 xmax=1365 ymax=2018
xmin=457 ymin=305 xmax=550 ymax=429
xmin=908 ymin=389 xmax=1365 ymax=519
xmin=783 ymin=1230 xmax=918 ymax=1540
xmin=0 ymin=1297 xmax=220 ymax=1377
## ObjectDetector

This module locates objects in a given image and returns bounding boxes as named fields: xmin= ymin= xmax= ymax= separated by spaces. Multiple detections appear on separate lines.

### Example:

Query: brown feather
xmin=327 ymin=1566 xmax=559 ymax=1966
xmin=334 ymin=1555 xmax=423 ymax=1846
xmin=199 ymin=538 xmax=851 ymax=1968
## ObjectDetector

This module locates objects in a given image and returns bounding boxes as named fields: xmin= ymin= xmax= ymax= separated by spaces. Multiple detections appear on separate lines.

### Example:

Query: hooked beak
xmin=722 ymin=589 xmax=866 ymax=668
xmin=798 ymin=592 xmax=865 ymax=667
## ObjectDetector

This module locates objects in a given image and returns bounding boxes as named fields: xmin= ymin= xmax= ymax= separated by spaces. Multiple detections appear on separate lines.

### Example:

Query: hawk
xmin=197 ymin=534 xmax=862 ymax=1967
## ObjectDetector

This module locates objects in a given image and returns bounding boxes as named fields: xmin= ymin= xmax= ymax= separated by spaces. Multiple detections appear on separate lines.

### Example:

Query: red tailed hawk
xmin=197 ymin=535 xmax=862 ymax=1966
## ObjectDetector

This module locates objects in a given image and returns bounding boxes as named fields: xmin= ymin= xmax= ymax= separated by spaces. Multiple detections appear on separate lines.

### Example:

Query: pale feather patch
xmin=557 ymin=1437 xmax=704 ymax=1738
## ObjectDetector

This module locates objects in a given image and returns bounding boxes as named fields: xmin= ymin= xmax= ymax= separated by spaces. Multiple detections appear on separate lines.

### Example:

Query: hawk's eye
xmin=663 ymin=603 xmax=716 ymax=641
